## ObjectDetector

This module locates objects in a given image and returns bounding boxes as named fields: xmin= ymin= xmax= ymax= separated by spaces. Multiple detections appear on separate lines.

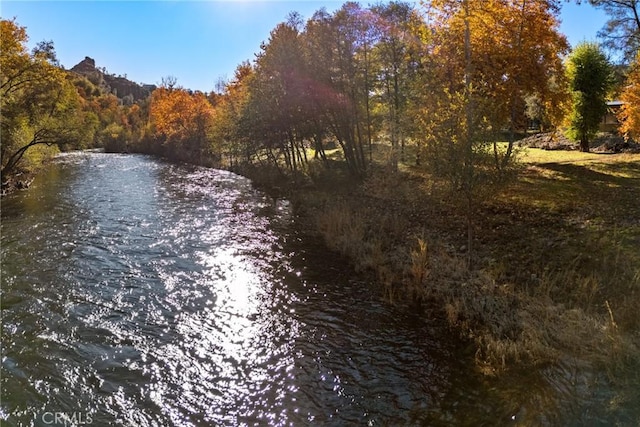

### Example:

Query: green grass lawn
xmin=520 ymin=145 xmax=640 ymax=169
xmin=508 ymin=147 xmax=640 ymax=214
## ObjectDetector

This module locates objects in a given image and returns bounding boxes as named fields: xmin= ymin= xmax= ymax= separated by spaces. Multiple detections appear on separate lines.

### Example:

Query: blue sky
xmin=1 ymin=1 xmax=609 ymax=92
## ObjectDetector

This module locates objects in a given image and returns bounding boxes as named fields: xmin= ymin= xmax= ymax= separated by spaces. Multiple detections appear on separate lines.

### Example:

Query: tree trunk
xmin=464 ymin=0 xmax=474 ymax=269
xmin=580 ymin=135 xmax=590 ymax=152
xmin=1 ymin=137 xmax=48 ymax=181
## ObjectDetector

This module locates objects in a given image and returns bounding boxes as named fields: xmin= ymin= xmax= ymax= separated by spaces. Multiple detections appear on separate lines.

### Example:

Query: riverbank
xmin=10 ymin=145 xmax=639 ymax=414
xmin=1 ymin=144 xmax=61 ymax=197
xmin=14 ymin=146 xmax=640 ymax=374
xmin=1 ymin=174 xmax=35 ymax=196
xmin=239 ymin=145 xmax=640 ymax=409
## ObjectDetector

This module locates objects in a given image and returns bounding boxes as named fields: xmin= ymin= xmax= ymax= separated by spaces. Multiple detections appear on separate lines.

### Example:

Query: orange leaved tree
xmin=148 ymin=82 xmax=214 ymax=163
xmin=618 ymin=52 xmax=640 ymax=141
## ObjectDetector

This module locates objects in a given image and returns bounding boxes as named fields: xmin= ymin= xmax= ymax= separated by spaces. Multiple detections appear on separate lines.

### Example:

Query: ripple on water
xmin=3 ymin=152 xmax=632 ymax=426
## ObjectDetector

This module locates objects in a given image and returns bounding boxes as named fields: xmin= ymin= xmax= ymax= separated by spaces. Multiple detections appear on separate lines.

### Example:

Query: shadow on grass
xmin=480 ymin=159 xmax=640 ymax=310
xmin=596 ymin=160 xmax=640 ymax=177
xmin=524 ymin=162 xmax=640 ymax=222
xmin=539 ymin=161 xmax=640 ymax=187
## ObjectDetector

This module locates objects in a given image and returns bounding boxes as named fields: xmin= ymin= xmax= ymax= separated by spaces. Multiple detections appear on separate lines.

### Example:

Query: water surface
xmin=1 ymin=152 xmax=634 ymax=426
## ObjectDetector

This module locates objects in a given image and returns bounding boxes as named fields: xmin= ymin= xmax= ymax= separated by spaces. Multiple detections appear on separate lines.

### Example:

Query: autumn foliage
xmin=1 ymin=19 xmax=85 ymax=180
xmin=618 ymin=52 xmax=640 ymax=140
xmin=0 ymin=3 xmax=581 ymax=181
xmin=3 ymin=0 xmax=634 ymax=180
xmin=147 ymin=86 xmax=214 ymax=162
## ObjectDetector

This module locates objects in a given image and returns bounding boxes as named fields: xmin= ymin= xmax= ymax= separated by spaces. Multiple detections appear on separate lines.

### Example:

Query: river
xmin=0 ymin=152 xmax=634 ymax=426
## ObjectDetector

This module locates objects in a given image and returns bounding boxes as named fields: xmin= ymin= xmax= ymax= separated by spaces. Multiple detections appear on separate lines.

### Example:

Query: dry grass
xmin=240 ymin=141 xmax=640 ymax=424
xmin=240 ymin=141 xmax=640 ymax=420
xmin=302 ymin=145 xmax=640 ymax=383
xmin=409 ymin=238 xmax=430 ymax=297
xmin=315 ymin=200 xmax=366 ymax=257
xmin=519 ymin=146 xmax=640 ymax=166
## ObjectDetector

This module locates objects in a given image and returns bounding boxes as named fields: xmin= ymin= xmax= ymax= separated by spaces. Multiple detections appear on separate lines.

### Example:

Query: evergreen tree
xmin=565 ymin=42 xmax=613 ymax=152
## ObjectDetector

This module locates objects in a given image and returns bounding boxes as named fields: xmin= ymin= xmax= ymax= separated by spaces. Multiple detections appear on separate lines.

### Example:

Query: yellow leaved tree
xmin=1 ymin=18 xmax=84 ymax=181
xmin=417 ymin=0 xmax=569 ymax=264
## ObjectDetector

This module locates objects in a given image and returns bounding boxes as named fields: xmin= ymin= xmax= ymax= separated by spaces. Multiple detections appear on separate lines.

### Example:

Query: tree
xmin=587 ymin=0 xmax=640 ymax=63
xmin=423 ymin=0 xmax=569 ymax=169
xmin=317 ymin=3 xmax=373 ymax=175
xmin=243 ymin=18 xmax=311 ymax=174
xmin=210 ymin=62 xmax=255 ymax=167
xmin=1 ymin=19 xmax=83 ymax=181
xmin=149 ymin=81 xmax=214 ymax=162
xmin=344 ymin=3 xmax=380 ymax=164
xmin=415 ymin=0 xmax=569 ymax=264
xmin=372 ymin=1 xmax=423 ymax=165
xmin=300 ymin=8 xmax=348 ymax=167
xmin=565 ymin=42 xmax=613 ymax=152
xmin=618 ymin=51 xmax=640 ymax=140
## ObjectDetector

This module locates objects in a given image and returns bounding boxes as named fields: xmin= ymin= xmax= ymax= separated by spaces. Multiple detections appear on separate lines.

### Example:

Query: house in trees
xmin=600 ymin=100 xmax=624 ymax=132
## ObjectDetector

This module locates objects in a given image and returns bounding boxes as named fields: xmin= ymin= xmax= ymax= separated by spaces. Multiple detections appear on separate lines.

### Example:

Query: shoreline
xmin=9 ymin=148 xmax=640 ymax=382
xmin=236 ymin=149 xmax=640 ymax=394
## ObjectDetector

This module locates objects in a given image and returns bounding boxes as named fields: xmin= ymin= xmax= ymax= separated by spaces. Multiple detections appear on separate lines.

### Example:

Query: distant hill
xmin=70 ymin=56 xmax=155 ymax=102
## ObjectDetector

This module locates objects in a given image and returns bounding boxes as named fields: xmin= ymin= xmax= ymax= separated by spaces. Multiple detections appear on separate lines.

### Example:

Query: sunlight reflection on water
xmin=2 ymin=152 xmax=633 ymax=426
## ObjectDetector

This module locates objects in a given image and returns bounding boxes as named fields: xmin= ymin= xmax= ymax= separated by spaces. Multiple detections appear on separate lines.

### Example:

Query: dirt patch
xmin=517 ymin=132 xmax=578 ymax=150
xmin=592 ymin=135 xmax=640 ymax=153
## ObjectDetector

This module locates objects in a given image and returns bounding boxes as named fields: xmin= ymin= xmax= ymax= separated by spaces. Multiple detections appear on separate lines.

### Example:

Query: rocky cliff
xmin=70 ymin=56 xmax=155 ymax=101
